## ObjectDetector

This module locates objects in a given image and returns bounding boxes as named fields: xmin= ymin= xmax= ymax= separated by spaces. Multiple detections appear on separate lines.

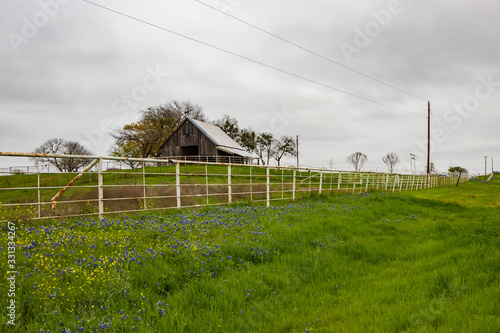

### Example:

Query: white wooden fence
xmin=0 ymin=152 xmax=463 ymax=221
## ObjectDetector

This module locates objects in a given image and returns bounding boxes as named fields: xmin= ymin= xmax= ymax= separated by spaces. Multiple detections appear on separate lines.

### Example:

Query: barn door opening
xmin=181 ymin=145 xmax=199 ymax=156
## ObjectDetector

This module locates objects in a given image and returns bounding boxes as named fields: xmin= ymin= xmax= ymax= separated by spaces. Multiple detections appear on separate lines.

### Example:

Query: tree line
xmin=32 ymin=100 xmax=297 ymax=171
xmin=31 ymin=99 xmax=468 ymax=177
xmin=347 ymin=151 xmax=468 ymax=185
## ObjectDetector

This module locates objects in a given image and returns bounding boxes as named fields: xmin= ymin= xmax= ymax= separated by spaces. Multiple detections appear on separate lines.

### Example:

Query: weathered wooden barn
xmin=160 ymin=117 xmax=256 ymax=163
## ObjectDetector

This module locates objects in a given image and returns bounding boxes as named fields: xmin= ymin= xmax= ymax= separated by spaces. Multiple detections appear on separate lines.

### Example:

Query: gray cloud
xmin=0 ymin=0 xmax=498 ymax=174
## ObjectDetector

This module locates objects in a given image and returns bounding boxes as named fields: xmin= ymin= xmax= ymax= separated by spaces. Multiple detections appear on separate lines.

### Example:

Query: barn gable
xmin=160 ymin=117 xmax=255 ymax=162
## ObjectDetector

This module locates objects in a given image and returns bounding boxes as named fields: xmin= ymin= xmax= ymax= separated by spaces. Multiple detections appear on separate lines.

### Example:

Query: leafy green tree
xmin=429 ymin=162 xmax=437 ymax=175
xmin=238 ymin=128 xmax=257 ymax=153
xmin=212 ymin=114 xmax=240 ymax=141
xmin=109 ymin=142 xmax=142 ymax=169
xmin=448 ymin=166 xmax=468 ymax=187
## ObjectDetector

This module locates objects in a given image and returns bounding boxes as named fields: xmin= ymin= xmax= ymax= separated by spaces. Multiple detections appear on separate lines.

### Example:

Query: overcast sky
xmin=1 ymin=0 xmax=499 ymax=174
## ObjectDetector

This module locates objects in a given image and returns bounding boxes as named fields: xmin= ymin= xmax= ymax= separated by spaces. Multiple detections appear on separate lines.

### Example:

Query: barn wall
xmin=161 ymin=120 xmax=218 ymax=157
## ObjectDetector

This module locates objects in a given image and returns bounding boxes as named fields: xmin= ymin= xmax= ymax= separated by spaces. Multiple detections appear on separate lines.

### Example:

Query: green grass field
xmin=1 ymin=176 xmax=498 ymax=332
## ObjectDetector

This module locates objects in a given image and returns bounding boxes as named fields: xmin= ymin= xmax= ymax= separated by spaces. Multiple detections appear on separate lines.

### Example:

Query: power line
xmin=82 ymin=0 xmax=425 ymax=118
xmin=193 ymin=0 xmax=427 ymax=102
xmin=431 ymin=106 xmax=481 ymax=158
xmin=431 ymin=115 xmax=478 ymax=160
xmin=430 ymin=112 xmax=453 ymax=167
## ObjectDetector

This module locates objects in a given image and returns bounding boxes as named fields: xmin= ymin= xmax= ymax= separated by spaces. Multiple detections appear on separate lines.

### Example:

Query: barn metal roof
xmin=189 ymin=118 xmax=256 ymax=158
xmin=217 ymin=146 xmax=255 ymax=158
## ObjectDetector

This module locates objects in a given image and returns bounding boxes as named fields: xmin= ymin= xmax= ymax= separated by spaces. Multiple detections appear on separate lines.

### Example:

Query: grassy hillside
xmin=407 ymin=175 xmax=500 ymax=207
xmin=0 ymin=164 xmax=359 ymax=221
xmin=1 ymin=176 xmax=499 ymax=332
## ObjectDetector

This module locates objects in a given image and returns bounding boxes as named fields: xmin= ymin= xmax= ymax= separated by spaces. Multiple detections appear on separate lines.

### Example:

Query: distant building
xmin=160 ymin=117 xmax=256 ymax=164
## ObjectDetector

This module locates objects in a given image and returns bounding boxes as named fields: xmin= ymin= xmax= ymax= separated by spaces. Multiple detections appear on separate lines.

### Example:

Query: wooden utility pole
xmin=485 ymin=156 xmax=488 ymax=180
xmin=427 ymin=101 xmax=431 ymax=186
xmin=296 ymin=135 xmax=299 ymax=167
xmin=410 ymin=153 xmax=416 ymax=175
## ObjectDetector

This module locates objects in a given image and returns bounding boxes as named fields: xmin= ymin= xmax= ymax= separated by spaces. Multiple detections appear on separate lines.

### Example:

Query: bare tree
xmin=382 ymin=152 xmax=400 ymax=173
xmin=328 ymin=158 xmax=334 ymax=170
xmin=212 ymin=114 xmax=240 ymax=141
xmin=157 ymin=100 xmax=207 ymax=126
xmin=272 ymin=136 xmax=297 ymax=166
xmin=255 ymin=133 xmax=274 ymax=165
xmin=33 ymin=138 xmax=93 ymax=172
xmin=347 ymin=152 xmax=368 ymax=172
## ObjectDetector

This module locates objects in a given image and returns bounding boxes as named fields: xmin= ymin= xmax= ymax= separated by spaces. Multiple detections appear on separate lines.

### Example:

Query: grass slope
xmin=407 ymin=175 xmax=500 ymax=207
xmin=0 ymin=165 xmax=327 ymax=220
xmin=0 ymin=178 xmax=499 ymax=332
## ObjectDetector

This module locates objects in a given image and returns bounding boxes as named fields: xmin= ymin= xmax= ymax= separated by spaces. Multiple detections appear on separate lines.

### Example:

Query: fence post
xmin=399 ymin=175 xmax=404 ymax=191
xmin=176 ymin=162 xmax=181 ymax=209
xmin=98 ymin=157 xmax=103 ymax=220
xmin=250 ymin=166 xmax=253 ymax=202
xmin=292 ymin=169 xmax=296 ymax=201
xmin=337 ymin=172 xmax=342 ymax=190
xmin=37 ymin=158 xmax=41 ymax=219
xmin=392 ymin=174 xmax=398 ymax=192
xmin=352 ymin=173 xmax=357 ymax=194
xmin=142 ymin=160 xmax=146 ymax=210
xmin=205 ymin=164 xmax=209 ymax=205
xmin=281 ymin=169 xmax=284 ymax=199
xmin=329 ymin=171 xmax=333 ymax=192
xmin=385 ymin=174 xmax=389 ymax=191
xmin=365 ymin=173 xmax=370 ymax=192
xmin=319 ymin=170 xmax=323 ymax=195
xmin=359 ymin=173 xmax=363 ymax=193
xmin=266 ymin=167 xmax=270 ymax=207
xmin=228 ymin=164 xmax=232 ymax=203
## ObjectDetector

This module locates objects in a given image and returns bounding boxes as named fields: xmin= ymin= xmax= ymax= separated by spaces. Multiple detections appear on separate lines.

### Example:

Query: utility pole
xmin=427 ymin=101 xmax=431 ymax=186
xmin=492 ymin=157 xmax=494 ymax=174
xmin=296 ymin=135 xmax=299 ymax=167
xmin=485 ymin=156 xmax=488 ymax=180
xmin=410 ymin=153 xmax=416 ymax=174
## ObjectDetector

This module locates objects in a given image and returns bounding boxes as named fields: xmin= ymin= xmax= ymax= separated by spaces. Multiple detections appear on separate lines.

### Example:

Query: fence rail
xmin=0 ymin=152 xmax=465 ymax=222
